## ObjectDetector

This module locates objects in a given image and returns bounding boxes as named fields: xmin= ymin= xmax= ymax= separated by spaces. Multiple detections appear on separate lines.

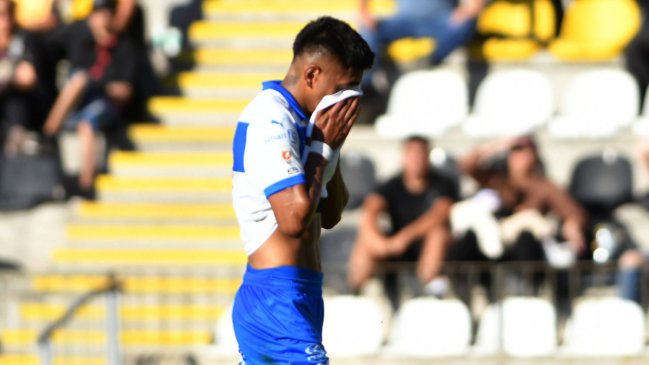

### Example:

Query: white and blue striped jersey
xmin=231 ymin=81 xmax=309 ymax=255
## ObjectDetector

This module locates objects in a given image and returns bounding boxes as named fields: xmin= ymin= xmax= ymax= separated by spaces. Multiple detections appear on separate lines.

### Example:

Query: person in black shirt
xmin=0 ymin=0 xmax=38 ymax=156
xmin=42 ymin=0 xmax=136 ymax=191
xmin=348 ymin=135 xmax=458 ymax=309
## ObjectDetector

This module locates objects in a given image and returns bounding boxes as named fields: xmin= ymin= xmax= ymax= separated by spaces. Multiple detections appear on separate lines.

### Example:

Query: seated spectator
xmin=42 ymin=0 xmax=136 ymax=191
xmin=0 ymin=0 xmax=39 ymax=155
xmin=348 ymin=136 xmax=459 ymax=310
xmin=358 ymin=0 xmax=485 ymax=92
xmin=454 ymin=135 xmax=588 ymax=296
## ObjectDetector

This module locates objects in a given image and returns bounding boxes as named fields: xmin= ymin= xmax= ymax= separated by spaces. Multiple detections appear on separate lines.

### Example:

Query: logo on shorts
xmin=304 ymin=344 xmax=328 ymax=363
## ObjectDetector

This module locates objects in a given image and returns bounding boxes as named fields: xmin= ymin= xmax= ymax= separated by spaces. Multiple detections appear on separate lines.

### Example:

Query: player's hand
xmin=313 ymin=97 xmax=360 ymax=150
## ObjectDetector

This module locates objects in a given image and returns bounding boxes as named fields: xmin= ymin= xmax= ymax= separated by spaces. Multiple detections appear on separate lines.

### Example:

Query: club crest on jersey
xmin=282 ymin=150 xmax=292 ymax=161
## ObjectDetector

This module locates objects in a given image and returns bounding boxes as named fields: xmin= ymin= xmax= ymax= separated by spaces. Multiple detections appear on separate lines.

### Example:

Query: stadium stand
xmin=462 ymin=68 xmax=554 ymax=137
xmin=374 ymin=69 xmax=469 ymax=138
xmin=1 ymin=0 xmax=649 ymax=364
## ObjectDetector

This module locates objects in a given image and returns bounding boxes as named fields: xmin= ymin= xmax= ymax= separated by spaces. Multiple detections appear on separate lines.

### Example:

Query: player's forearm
xmin=393 ymin=199 xmax=452 ymax=247
xmin=301 ymin=153 xmax=329 ymax=225
xmin=320 ymin=163 xmax=348 ymax=229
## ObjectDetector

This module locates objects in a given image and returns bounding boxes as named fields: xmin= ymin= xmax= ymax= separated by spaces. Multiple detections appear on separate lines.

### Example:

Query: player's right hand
xmin=313 ymin=97 xmax=360 ymax=150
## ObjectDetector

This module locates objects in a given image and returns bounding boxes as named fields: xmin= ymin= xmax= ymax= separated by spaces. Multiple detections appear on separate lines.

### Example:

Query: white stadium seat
xmin=561 ymin=297 xmax=646 ymax=357
xmin=474 ymin=297 xmax=557 ymax=357
xmin=549 ymin=68 xmax=639 ymax=138
xmin=209 ymin=302 xmax=239 ymax=357
xmin=632 ymin=86 xmax=649 ymax=136
xmin=462 ymin=69 xmax=554 ymax=137
xmin=375 ymin=69 xmax=468 ymax=138
xmin=383 ymin=297 xmax=472 ymax=357
xmin=322 ymin=295 xmax=386 ymax=357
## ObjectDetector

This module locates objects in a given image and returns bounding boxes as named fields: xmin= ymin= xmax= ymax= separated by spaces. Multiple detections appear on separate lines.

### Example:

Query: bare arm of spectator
xmin=106 ymin=81 xmax=133 ymax=106
xmin=111 ymin=0 xmax=136 ymax=34
xmin=459 ymin=137 xmax=517 ymax=185
xmin=42 ymin=71 xmax=88 ymax=136
xmin=388 ymin=197 xmax=454 ymax=255
xmin=540 ymin=180 xmax=588 ymax=253
xmin=356 ymin=193 xmax=392 ymax=257
xmin=12 ymin=61 xmax=37 ymax=90
xmin=358 ymin=0 xmax=377 ymax=30
xmin=451 ymin=0 xmax=486 ymax=24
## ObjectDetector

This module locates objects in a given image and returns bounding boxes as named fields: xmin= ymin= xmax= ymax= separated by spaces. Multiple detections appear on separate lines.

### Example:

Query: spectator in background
xmin=348 ymin=136 xmax=459 ymax=310
xmin=358 ymin=0 xmax=485 ymax=92
xmin=455 ymin=135 xmax=588 ymax=295
xmin=42 ymin=0 xmax=136 ymax=191
xmin=625 ymin=0 xmax=649 ymax=112
xmin=0 ymin=0 xmax=39 ymax=155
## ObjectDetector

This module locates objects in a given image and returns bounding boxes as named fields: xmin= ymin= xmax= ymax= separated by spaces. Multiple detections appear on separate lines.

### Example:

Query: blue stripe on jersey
xmin=264 ymin=174 xmax=306 ymax=198
xmin=232 ymin=121 xmax=249 ymax=172
xmin=296 ymin=124 xmax=307 ymax=157
xmin=262 ymin=80 xmax=307 ymax=121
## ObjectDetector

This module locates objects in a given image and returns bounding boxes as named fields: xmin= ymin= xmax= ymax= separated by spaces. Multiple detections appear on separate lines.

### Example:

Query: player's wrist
xmin=309 ymin=140 xmax=334 ymax=161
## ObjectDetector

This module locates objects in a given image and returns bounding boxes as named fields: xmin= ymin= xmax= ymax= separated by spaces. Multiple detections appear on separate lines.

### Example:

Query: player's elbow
xmin=276 ymin=199 xmax=312 ymax=238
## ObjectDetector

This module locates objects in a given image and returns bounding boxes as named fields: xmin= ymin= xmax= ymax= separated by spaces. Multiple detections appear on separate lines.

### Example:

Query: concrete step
xmin=180 ymin=48 xmax=291 ymax=72
xmin=19 ymin=302 xmax=224 ymax=327
xmin=52 ymin=248 xmax=246 ymax=267
xmin=0 ymin=354 xmax=105 ymax=365
xmin=0 ymin=328 xmax=212 ymax=348
xmin=95 ymin=175 xmax=231 ymax=203
xmin=175 ymin=71 xmax=281 ymax=98
xmin=148 ymin=96 xmax=245 ymax=125
xmin=108 ymin=151 xmax=231 ymax=178
xmin=189 ymin=20 xmax=302 ymax=47
xmin=31 ymin=274 xmax=241 ymax=295
xmin=71 ymin=202 xmax=235 ymax=224
xmin=65 ymin=224 xmax=240 ymax=247
xmin=129 ymin=125 xmax=233 ymax=151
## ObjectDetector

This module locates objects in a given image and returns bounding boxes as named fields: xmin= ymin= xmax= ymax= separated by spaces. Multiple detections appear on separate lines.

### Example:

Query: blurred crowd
xmin=336 ymin=135 xmax=649 ymax=317
xmin=0 ymin=0 xmax=162 ymax=202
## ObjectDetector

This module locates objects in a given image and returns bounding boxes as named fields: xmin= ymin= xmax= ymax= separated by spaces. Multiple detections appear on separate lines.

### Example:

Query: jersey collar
xmin=262 ymin=80 xmax=307 ymax=121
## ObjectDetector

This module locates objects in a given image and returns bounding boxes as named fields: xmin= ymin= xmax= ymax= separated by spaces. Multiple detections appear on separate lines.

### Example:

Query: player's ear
xmin=304 ymin=64 xmax=321 ymax=89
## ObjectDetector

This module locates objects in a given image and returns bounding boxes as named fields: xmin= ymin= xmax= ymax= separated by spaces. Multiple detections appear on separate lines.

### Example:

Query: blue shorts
xmin=232 ymin=265 xmax=329 ymax=365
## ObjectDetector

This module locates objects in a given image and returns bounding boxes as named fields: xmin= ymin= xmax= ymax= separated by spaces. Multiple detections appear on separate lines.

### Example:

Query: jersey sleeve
xmin=245 ymin=117 xmax=305 ymax=198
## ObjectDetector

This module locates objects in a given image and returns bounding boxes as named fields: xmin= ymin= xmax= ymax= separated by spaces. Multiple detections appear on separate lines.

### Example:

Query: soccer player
xmin=230 ymin=17 xmax=374 ymax=364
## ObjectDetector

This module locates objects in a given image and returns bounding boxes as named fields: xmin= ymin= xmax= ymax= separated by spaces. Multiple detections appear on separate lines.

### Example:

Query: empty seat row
xmin=376 ymin=68 xmax=648 ymax=139
xmin=211 ymin=295 xmax=648 ymax=358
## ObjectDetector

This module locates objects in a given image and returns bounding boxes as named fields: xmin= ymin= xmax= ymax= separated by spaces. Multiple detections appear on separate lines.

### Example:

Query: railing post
xmin=38 ymin=339 xmax=52 ymax=365
xmin=106 ymin=282 xmax=121 ymax=365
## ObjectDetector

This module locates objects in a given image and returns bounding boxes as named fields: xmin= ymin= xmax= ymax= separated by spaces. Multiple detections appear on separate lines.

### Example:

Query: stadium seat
xmin=339 ymin=151 xmax=376 ymax=210
xmin=211 ymin=303 xmax=239 ymax=357
xmin=384 ymin=297 xmax=471 ymax=357
xmin=473 ymin=297 xmax=557 ymax=357
xmin=322 ymin=295 xmax=385 ymax=357
xmin=561 ymin=297 xmax=646 ymax=357
xmin=462 ymin=69 xmax=553 ymax=137
xmin=375 ymin=69 xmax=468 ymax=138
xmin=387 ymin=37 xmax=436 ymax=64
xmin=568 ymin=150 xmax=634 ymax=218
xmin=632 ymin=87 xmax=649 ymax=136
xmin=548 ymin=68 xmax=639 ymax=138
xmin=477 ymin=0 xmax=556 ymax=61
xmin=549 ymin=0 xmax=641 ymax=61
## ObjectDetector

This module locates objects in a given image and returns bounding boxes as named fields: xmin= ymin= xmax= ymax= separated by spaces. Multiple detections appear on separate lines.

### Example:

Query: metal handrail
xmin=37 ymin=273 xmax=122 ymax=365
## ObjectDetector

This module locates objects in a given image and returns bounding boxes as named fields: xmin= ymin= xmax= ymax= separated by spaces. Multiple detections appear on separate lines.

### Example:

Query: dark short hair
xmin=292 ymin=16 xmax=374 ymax=71
xmin=403 ymin=135 xmax=430 ymax=147
xmin=93 ymin=0 xmax=117 ymax=12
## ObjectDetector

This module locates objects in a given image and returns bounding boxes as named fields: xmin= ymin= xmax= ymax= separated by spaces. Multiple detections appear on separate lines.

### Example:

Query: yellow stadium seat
xmin=387 ymin=38 xmax=436 ymax=63
xmin=549 ymin=0 xmax=641 ymax=61
xmin=14 ymin=0 xmax=53 ymax=28
xmin=476 ymin=0 xmax=556 ymax=60
xmin=478 ymin=0 xmax=556 ymax=42
xmin=76 ymin=202 xmax=235 ymax=221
